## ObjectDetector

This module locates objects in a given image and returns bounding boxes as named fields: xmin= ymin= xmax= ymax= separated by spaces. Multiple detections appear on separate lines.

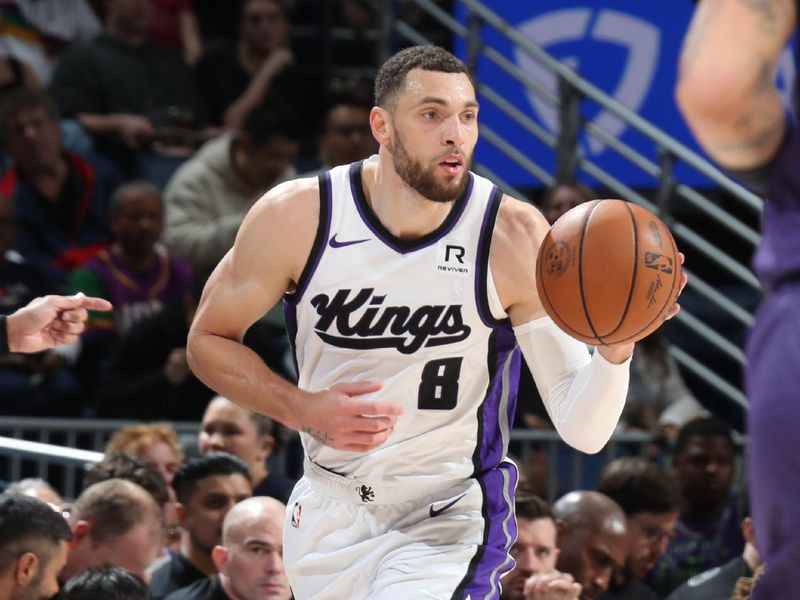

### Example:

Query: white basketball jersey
xmin=284 ymin=158 xmax=520 ymax=488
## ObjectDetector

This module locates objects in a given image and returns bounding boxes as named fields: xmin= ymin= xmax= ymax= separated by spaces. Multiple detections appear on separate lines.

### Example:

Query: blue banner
xmin=455 ymin=1 xmax=795 ymax=188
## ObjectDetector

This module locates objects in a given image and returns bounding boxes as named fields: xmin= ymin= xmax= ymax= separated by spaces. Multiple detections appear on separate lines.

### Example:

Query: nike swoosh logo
xmin=429 ymin=493 xmax=466 ymax=517
xmin=329 ymin=234 xmax=370 ymax=248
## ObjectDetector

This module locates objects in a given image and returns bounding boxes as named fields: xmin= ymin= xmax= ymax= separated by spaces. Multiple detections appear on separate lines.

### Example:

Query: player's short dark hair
xmin=242 ymin=103 xmax=302 ymax=147
xmin=0 ymin=89 xmax=60 ymax=139
xmin=172 ymin=452 xmax=251 ymax=505
xmin=673 ymin=417 xmax=735 ymax=456
xmin=0 ymin=494 xmax=71 ymax=573
xmin=59 ymin=566 xmax=151 ymax=600
xmin=83 ymin=453 xmax=169 ymax=507
xmin=542 ymin=181 xmax=595 ymax=208
xmin=72 ymin=479 xmax=161 ymax=546
xmin=515 ymin=492 xmax=554 ymax=522
xmin=374 ymin=45 xmax=472 ymax=110
xmin=597 ymin=458 xmax=680 ymax=516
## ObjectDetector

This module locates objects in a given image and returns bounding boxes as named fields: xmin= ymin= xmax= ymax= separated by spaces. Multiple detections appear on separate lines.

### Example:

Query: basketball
xmin=535 ymin=199 xmax=682 ymax=345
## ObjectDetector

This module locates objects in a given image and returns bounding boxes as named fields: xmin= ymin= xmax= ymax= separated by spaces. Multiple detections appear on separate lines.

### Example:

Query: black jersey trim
xmin=348 ymin=161 xmax=474 ymax=254
xmin=286 ymin=172 xmax=332 ymax=305
xmin=475 ymin=186 xmax=511 ymax=328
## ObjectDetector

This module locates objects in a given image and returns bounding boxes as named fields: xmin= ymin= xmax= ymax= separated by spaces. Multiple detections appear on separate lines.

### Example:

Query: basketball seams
xmin=606 ymin=214 xmax=680 ymax=344
xmin=578 ymin=200 xmax=605 ymax=345
xmin=599 ymin=200 xmax=638 ymax=341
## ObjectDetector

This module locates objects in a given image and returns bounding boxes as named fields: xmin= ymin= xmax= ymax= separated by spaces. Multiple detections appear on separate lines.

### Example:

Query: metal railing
xmin=389 ymin=0 xmax=759 ymax=411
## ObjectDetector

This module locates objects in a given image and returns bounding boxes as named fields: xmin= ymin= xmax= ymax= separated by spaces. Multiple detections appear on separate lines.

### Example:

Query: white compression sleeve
xmin=513 ymin=316 xmax=632 ymax=454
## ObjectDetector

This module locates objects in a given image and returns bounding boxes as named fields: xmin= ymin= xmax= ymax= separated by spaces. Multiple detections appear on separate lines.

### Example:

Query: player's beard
xmin=392 ymin=131 xmax=471 ymax=204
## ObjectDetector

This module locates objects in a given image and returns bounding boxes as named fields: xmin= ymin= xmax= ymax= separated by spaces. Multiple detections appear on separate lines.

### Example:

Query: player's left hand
xmin=598 ymin=252 xmax=687 ymax=364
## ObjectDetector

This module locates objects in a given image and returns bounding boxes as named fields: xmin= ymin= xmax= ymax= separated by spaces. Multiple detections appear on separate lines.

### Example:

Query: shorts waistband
xmin=302 ymin=457 xmax=459 ymax=505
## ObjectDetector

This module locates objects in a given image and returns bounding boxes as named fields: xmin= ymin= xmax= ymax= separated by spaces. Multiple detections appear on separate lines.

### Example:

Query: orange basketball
xmin=535 ymin=199 xmax=681 ymax=345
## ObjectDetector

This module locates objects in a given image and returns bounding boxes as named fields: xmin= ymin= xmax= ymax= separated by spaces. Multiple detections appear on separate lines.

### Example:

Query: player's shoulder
xmin=493 ymin=193 xmax=549 ymax=248
xmin=246 ymin=175 xmax=320 ymax=225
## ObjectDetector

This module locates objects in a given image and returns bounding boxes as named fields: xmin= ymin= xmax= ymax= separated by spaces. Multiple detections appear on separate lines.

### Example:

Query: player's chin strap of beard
xmin=513 ymin=316 xmax=631 ymax=455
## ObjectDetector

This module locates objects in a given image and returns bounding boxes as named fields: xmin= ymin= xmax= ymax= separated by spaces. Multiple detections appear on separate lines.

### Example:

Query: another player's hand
xmin=7 ymin=293 xmax=113 ymax=354
xmin=524 ymin=571 xmax=581 ymax=600
xmin=300 ymin=381 xmax=403 ymax=452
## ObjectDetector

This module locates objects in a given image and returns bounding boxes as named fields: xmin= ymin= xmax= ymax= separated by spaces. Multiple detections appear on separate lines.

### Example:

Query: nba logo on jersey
xmin=291 ymin=502 xmax=302 ymax=528
xmin=436 ymin=239 xmax=472 ymax=277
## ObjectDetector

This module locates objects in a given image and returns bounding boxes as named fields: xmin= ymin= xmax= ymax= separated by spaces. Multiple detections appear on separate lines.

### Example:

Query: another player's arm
xmin=491 ymin=197 xmax=633 ymax=454
xmin=676 ymin=0 xmax=795 ymax=171
xmin=187 ymin=179 xmax=402 ymax=452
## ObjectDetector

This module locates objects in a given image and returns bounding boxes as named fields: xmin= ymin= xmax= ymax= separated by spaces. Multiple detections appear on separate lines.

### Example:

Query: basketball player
xmin=188 ymin=46 xmax=684 ymax=598
xmin=676 ymin=2 xmax=797 ymax=598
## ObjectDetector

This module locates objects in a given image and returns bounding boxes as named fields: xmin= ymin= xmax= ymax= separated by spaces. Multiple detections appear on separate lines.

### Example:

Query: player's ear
xmin=370 ymin=107 xmax=392 ymax=148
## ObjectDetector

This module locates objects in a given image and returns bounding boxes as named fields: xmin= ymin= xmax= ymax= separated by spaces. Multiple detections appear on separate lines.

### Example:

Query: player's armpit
xmin=490 ymin=195 xmax=551 ymax=324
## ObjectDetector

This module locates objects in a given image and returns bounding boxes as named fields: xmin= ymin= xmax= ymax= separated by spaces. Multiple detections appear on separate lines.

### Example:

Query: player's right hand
xmin=523 ymin=571 xmax=581 ymax=600
xmin=300 ymin=381 xmax=403 ymax=452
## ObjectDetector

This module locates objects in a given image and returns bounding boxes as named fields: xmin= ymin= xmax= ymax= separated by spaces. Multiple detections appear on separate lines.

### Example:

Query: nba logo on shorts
xmin=291 ymin=502 xmax=302 ymax=528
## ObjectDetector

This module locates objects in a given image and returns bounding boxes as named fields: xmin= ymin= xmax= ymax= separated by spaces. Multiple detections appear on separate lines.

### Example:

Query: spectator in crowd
xmin=164 ymin=105 xmax=300 ymax=278
xmin=106 ymin=423 xmax=184 ymax=487
xmin=0 ymin=2 xmax=50 ymax=87
xmin=59 ymin=479 xmax=163 ymax=584
xmin=0 ymin=197 xmax=52 ymax=311
xmin=148 ymin=453 xmax=252 ymax=600
xmin=68 ymin=181 xmax=192 ymax=387
xmin=49 ymin=0 xmax=206 ymax=177
xmin=193 ymin=0 xmax=320 ymax=134
xmin=540 ymin=182 xmax=595 ymax=226
xmin=11 ymin=0 xmax=101 ymax=65
xmin=81 ymin=453 xmax=178 ymax=554
xmin=91 ymin=284 xmax=213 ymax=421
xmin=300 ymin=91 xmax=377 ymax=176
xmin=596 ymin=458 xmax=681 ymax=600
xmin=149 ymin=0 xmax=203 ymax=66
xmin=553 ymin=491 xmax=630 ymax=600
xmin=4 ymin=477 xmax=63 ymax=507
xmin=649 ymin=418 xmax=745 ymax=597
xmin=622 ymin=332 xmax=707 ymax=443
xmin=502 ymin=493 xmax=580 ymax=600
xmin=0 ymin=89 xmax=121 ymax=287
xmin=164 ymin=496 xmax=290 ymax=600
xmin=0 ymin=494 xmax=71 ymax=600
xmin=667 ymin=516 xmax=760 ymax=600
xmin=199 ymin=396 xmax=295 ymax=503
xmin=0 ymin=195 xmax=86 ymax=415
xmin=58 ymin=566 xmax=152 ymax=600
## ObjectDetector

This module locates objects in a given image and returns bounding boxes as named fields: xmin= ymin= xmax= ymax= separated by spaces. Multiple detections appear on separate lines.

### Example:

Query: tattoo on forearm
xmin=303 ymin=427 xmax=333 ymax=445
xmin=735 ymin=0 xmax=783 ymax=34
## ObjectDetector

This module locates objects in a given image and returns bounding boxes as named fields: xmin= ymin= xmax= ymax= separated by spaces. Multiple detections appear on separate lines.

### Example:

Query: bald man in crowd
xmin=164 ymin=496 xmax=291 ymax=600
xmin=553 ymin=491 xmax=630 ymax=600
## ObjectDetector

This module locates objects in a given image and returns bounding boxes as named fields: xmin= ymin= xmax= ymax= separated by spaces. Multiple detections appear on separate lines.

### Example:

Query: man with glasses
xmin=596 ymin=457 xmax=680 ymax=600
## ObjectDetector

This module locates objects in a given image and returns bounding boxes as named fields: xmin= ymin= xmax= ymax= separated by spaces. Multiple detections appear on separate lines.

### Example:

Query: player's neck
xmin=365 ymin=155 xmax=455 ymax=240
